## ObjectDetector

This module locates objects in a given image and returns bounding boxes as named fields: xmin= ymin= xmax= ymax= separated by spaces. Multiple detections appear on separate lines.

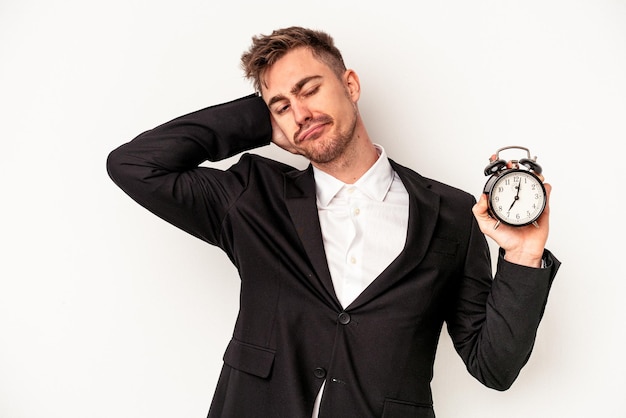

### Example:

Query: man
xmin=107 ymin=26 xmax=560 ymax=418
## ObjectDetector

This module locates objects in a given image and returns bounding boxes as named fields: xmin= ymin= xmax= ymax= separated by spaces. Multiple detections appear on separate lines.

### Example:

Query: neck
xmin=312 ymin=130 xmax=379 ymax=184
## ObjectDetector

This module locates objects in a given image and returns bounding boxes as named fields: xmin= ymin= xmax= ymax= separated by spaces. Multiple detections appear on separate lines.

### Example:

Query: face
xmin=261 ymin=47 xmax=361 ymax=164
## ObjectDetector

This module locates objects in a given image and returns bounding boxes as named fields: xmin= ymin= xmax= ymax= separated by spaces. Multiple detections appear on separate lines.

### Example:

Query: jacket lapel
xmin=283 ymin=161 xmax=440 ymax=311
xmin=283 ymin=166 xmax=341 ymax=308
xmin=348 ymin=160 xmax=440 ymax=309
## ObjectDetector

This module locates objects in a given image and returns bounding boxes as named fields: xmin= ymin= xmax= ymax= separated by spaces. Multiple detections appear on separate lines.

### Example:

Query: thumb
xmin=472 ymin=193 xmax=490 ymax=220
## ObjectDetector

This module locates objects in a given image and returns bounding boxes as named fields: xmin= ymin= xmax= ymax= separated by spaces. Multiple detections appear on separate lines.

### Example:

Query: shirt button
xmin=353 ymin=208 xmax=360 ymax=216
xmin=350 ymin=256 xmax=357 ymax=264
xmin=314 ymin=367 xmax=326 ymax=379
xmin=338 ymin=312 xmax=351 ymax=325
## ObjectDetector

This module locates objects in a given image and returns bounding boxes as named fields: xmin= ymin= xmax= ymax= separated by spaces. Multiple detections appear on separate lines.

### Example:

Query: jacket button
xmin=314 ymin=367 xmax=326 ymax=379
xmin=338 ymin=312 xmax=351 ymax=325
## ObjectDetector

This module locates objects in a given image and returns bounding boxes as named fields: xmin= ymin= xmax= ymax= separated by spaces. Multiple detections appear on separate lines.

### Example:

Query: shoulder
xmin=237 ymin=153 xmax=304 ymax=175
xmin=390 ymin=159 xmax=476 ymax=205
xmin=227 ymin=153 xmax=311 ymax=191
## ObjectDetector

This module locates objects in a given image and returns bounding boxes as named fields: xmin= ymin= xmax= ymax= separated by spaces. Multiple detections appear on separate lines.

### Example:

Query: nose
xmin=291 ymin=100 xmax=312 ymax=126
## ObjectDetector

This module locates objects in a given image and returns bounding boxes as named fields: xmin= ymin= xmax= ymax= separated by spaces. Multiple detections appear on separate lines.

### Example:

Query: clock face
xmin=487 ymin=169 xmax=546 ymax=226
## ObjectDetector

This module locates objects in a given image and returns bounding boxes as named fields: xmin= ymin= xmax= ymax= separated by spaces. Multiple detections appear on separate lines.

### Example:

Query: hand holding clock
xmin=473 ymin=178 xmax=550 ymax=269
xmin=474 ymin=146 xmax=550 ymax=268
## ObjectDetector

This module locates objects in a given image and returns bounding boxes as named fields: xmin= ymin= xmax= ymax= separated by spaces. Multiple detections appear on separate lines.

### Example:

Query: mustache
xmin=294 ymin=115 xmax=333 ymax=142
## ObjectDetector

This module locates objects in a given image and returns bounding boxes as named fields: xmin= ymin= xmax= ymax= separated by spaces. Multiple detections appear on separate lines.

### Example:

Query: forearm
xmin=107 ymin=94 xmax=271 ymax=182
xmin=470 ymin=250 xmax=559 ymax=389
xmin=448 ymin=220 xmax=560 ymax=391
xmin=106 ymin=93 xmax=272 ymax=243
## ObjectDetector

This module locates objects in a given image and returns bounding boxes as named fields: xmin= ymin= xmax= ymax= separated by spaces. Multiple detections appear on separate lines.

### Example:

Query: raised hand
xmin=473 ymin=182 xmax=551 ymax=268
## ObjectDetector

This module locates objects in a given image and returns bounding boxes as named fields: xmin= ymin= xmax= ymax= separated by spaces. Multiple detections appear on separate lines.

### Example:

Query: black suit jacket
xmin=107 ymin=94 xmax=560 ymax=418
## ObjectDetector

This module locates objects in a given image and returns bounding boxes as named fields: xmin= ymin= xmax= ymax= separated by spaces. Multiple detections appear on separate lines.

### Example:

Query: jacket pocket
xmin=382 ymin=398 xmax=435 ymax=418
xmin=223 ymin=338 xmax=276 ymax=379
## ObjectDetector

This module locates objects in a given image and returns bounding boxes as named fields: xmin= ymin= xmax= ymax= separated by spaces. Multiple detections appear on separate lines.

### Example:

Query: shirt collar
xmin=313 ymin=144 xmax=395 ymax=206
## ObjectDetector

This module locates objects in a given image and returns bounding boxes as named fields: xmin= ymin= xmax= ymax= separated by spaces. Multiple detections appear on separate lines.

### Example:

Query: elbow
xmin=478 ymin=365 xmax=523 ymax=392
xmin=106 ymin=146 xmax=127 ymax=186
xmin=487 ymin=376 xmax=517 ymax=392
xmin=468 ymin=355 xmax=525 ymax=392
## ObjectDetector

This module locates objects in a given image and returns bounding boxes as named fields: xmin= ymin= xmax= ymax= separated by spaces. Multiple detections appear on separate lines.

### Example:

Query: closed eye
xmin=269 ymin=79 xmax=322 ymax=115
xmin=302 ymin=85 xmax=320 ymax=97
xmin=274 ymin=103 xmax=290 ymax=115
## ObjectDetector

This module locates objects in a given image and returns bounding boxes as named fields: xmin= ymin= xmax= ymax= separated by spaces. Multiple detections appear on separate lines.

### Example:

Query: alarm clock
xmin=483 ymin=146 xmax=546 ymax=229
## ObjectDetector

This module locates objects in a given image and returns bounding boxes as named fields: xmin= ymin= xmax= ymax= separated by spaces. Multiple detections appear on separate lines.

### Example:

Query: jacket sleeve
xmin=106 ymin=93 xmax=272 ymax=245
xmin=445 ymin=217 xmax=561 ymax=391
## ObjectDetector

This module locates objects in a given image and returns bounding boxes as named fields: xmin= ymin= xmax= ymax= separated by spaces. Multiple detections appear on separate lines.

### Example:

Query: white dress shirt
xmin=311 ymin=144 xmax=409 ymax=416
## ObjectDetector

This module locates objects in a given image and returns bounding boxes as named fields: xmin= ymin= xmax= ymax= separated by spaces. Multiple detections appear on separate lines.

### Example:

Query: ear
xmin=344 ymin=69 xmax=361 ymax=101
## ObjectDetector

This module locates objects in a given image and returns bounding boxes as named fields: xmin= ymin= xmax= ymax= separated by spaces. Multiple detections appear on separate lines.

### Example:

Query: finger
xmin=541 ymin=182 xmax=551 ymax=217
xmin=472 ymin=194 xmax=490 ymax=219
xmin=543 ymin=182 xmax=552 ymax=197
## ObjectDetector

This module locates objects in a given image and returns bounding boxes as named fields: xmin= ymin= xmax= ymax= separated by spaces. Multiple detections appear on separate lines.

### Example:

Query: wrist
xmin=503 ymin=249 xmax=544 ymax=268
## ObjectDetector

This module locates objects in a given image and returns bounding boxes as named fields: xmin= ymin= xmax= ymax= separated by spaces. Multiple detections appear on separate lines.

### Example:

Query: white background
xmin=1 ymin=1 xmax=625 ymax=417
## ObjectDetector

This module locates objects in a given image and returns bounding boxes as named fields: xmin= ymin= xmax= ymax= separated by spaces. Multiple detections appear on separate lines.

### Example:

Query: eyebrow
xmin=267 ymin=75 xmax=323 ymax=108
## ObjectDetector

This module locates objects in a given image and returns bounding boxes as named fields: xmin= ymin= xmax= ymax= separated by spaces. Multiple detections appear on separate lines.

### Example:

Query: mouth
xmin=296 ymin=122 xmax=330 ymax=143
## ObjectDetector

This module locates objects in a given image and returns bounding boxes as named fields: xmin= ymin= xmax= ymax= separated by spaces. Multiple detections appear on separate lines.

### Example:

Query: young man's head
xmin=241 ymin=27 xmax=368 ymax=168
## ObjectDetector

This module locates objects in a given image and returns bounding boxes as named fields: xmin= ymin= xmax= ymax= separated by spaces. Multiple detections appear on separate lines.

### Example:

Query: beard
xmin=295 ymin=106 xmax=358 ymax=165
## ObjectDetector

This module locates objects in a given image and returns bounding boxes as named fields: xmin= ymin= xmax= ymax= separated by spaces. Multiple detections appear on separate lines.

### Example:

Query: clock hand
xmin=508 ymin=182 xmax=521 ymax=211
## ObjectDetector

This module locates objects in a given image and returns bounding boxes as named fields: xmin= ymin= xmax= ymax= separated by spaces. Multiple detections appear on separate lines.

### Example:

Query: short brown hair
xmin=241 ymin=26 xmax=346 ymax=92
